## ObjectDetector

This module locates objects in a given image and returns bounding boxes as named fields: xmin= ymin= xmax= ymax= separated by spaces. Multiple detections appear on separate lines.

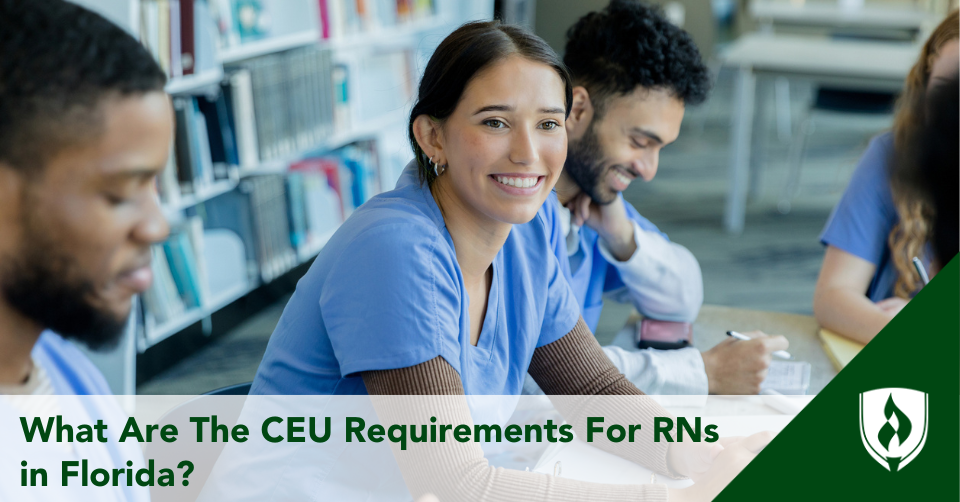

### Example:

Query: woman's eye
xmin=483 ymin=119 xmax=504 ymax=129
xmin=540 ymin=121 xmax=560 ymax=130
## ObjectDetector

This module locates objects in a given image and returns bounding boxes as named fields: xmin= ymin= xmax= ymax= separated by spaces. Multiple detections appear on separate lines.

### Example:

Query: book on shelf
xmin=319 ymin=0 xmax=436 ymax=39
xmin=226 ymin=45 xmax=337 ymax=165
xmin=226 ymin=70 xmax=260 ymax=168
xmin=140 ymin=0 xmax=219 ymax=79
xmin=163 ymin=96 xmax=238 ymax=205
xmin=209 ymin=0 xmax=271 ymax=49
xmin=142 ymin=217 xmax=209 ymax=326
xmin=142 ymin=246 xmax=186 ymax=325
xmin=289 ymin=158 xmax=346 ymax=248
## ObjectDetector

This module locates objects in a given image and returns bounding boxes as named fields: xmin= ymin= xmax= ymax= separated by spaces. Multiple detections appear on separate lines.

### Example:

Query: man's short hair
xmin=0 ymin=0 xmax=167 ymax=171
xmin=564 ymin=0 xmax=711 ymax=112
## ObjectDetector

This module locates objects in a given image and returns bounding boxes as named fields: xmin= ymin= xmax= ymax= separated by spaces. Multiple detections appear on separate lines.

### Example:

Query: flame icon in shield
xmin=860 ymin=388 xmax=928 ymax=471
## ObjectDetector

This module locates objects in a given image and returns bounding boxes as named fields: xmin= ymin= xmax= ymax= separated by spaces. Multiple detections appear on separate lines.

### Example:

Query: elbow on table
xmin=812 ymin=284 xmax=850 ymax=334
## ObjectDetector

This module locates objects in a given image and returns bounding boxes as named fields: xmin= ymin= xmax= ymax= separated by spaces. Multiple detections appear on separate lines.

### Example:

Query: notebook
xmin=818 ymin=328 xmax=865 ymax=371
xmin=760 ymin=361 xmax=811 ymax=395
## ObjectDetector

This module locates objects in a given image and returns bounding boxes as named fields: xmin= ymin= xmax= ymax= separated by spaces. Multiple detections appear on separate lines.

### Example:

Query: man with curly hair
xmin=532 ymin=0 xmax=789 ymax=395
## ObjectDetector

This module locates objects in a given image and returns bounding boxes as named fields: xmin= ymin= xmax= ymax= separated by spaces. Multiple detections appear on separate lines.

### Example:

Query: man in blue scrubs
xmin=537 ymin=1 xmax=788 ymax=395
xmin=0 ymin=1 xmax=171 ymax=499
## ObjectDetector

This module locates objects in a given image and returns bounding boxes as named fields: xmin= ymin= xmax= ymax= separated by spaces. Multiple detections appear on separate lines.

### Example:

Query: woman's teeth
xmin=496 ymin=176 xmax=538 ymax=188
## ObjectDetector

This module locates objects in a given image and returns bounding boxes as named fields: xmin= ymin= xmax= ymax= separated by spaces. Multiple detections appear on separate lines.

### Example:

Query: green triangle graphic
xmin=715 ymin=256 xmax=959 ymax=500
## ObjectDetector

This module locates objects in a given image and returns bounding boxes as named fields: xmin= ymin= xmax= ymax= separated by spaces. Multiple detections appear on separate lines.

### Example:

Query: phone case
xmin=635 ymin=319 xmax=693 ymax=350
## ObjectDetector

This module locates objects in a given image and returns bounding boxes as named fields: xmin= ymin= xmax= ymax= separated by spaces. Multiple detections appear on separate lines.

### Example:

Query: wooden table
xmin=621 ymin=304 xmax=836 ymax=394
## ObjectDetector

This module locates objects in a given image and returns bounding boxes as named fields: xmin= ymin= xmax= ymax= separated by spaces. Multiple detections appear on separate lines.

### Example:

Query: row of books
xmin=143 ymin=140 xmax=383 ymax=325
xmin=234 ymin=46 xmax=343 ymax=163
xmin=207 ymin=0 xmax=437 ymax=50
xmin=209 ymin=0 xmax=273 ymax=47
xmin=140 ymin=0 xmax=220 ymax=78
xmin=143 ymin=218 xmax=208 ymax=324
xmin=319 ymin=0 xmax=437 ymax=39
xmin=156 ymin=45 xmax=341 ymax=205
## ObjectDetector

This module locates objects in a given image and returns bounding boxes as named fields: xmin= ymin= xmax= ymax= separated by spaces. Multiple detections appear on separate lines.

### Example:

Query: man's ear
xmin=566 ymin=86 xmax=594 ymax=140
xmin=412 ymin=114 xmax=446 ymax=165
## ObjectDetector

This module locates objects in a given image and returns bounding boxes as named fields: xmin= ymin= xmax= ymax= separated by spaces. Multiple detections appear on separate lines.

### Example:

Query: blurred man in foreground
xmin=0 ymin=0 xmax=171 ymax=499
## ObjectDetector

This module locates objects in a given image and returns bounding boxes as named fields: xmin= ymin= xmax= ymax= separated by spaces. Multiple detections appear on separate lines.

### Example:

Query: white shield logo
xmin=859 ymin=388 xmax=928 ymax=471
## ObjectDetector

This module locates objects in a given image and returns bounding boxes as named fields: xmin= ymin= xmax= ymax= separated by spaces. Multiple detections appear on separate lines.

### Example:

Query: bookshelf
xmin=219 ymin=29 xmax=320 ymax=63
xmin=165 ymin=67 xmax=225 ymax=95
xmin=70 ymin=0 xmax=495 ymax=394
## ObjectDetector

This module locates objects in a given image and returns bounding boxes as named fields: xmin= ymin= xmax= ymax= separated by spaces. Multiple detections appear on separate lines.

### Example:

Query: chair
xmin=777 ymin=86 xmax=897 ymax=213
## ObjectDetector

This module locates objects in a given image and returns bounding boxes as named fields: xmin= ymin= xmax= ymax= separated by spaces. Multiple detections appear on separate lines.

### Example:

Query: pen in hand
xmin=726 ymin=331 xmax=794 ymax=360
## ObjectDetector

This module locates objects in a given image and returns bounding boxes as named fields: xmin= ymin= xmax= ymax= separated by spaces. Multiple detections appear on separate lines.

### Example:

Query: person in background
xmin=814 ymin=10 xmax=958 ymax=344
xmin=0 ymin=0 xmax=171 ymax=500
xmin=536 ymin=0 xmax=788 ymax=395
xmin=897 ymin=76 xmax=959 ymax=269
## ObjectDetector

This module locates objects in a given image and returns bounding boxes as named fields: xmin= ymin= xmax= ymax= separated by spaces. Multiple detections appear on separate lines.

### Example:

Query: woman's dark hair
xmin=409 ymin=21 xmax=573 ymax=185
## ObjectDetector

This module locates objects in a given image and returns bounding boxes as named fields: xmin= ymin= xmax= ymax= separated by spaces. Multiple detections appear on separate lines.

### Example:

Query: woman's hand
xmin=668 ymin=431 xmax=774 ymax=502
xmin=666 ymin=440 xmax=725 ymax=481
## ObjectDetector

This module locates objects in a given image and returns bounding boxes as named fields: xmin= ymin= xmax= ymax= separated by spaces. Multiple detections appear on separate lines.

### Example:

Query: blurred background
xmin=69 ymin=0 xmax=954 ymax=394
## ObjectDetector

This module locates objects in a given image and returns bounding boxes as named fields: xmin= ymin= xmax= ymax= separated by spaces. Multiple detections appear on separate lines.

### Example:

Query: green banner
xmin=716 ymin=257 xmax=959 ymax=500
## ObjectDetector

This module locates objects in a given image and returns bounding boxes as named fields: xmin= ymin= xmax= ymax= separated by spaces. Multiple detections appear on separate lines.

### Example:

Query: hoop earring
xmin=430 ymin=156 xmax=440 ymax=178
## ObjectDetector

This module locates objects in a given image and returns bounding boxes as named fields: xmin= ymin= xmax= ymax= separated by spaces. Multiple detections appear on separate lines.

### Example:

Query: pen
xmin=726 ymin=331 xmax=794 ymax=360
xmin=912 ymin=256 xmax=930 ymax=285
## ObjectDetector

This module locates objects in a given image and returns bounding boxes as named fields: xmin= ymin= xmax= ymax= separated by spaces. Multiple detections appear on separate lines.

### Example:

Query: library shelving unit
xmin=72 ymin=0 xmax=494 ymax=395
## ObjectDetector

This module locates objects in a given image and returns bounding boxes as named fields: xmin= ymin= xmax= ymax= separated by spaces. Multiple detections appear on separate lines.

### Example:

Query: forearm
xmin=600 ymin=223 xmax=703 ymax=323
xmin=529 ymin=318 xmax=676 ymax=476
xmin=813 ymin=286 xmax=893 ymax=344
xmin=363 ymin=357 xmax=668 ymax=501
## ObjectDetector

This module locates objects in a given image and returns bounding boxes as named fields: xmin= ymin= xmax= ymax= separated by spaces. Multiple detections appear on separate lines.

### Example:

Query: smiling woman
xmin=229 ymin=20 xmax=741 ymax=502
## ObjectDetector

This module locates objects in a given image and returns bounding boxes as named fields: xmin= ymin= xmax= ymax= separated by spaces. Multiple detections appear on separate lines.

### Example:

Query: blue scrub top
xmin=539 ymin=191 xmax=669 ymax=332
xmin=33 ymin=331 xmax=116 ymax=395
xmin=252 ymin=162 xmax=581 ymax=396
xmin=820 ymin=132 xmax=905 ymax=302
xmin=0 ymin=332 xmax=151 ymax=502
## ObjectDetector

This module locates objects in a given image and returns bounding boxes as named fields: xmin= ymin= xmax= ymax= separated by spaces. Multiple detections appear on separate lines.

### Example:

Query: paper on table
xmin=760 ymin=361 xmax=811 ymax=395
xmin=532 ymin=438 xmax=693 ymax=488
xmin=531 ymin=415 xmax=794 ymax=486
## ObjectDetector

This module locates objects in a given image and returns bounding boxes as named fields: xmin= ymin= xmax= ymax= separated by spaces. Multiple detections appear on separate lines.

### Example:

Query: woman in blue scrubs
xmin=246 ymin=21 xmax=760 ymax=501
xmin=814 ymin=12 xmax=958 ymax=344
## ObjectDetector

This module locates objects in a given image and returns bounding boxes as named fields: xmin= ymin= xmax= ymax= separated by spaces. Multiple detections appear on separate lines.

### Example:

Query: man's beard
xmin=0 ymin=229 xmax=128 ymax=352
xmin=564 ymin=121 xmax=618 ymax=205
